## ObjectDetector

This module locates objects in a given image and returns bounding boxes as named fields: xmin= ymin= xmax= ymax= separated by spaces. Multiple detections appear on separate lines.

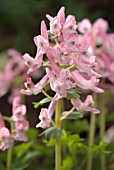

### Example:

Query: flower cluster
xmin=77 ymin=18 xmax=114 ymax=91
xmin=0 ymin=96 xmax=29 ymax=151
xmin=21 ymin=7 xmax=104 ymax=129
xmin=0 ymin=49 xmax=41 ymax=103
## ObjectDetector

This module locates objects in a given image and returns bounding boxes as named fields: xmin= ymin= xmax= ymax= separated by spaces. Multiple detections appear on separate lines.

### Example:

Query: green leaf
xmin=33 ymin=97 xmax=51 ymax=109
xmin=66 ymin=88 xmax=80 ymax=100
xmin=99 ymin=141 xmax=108 ymax=149
xmin=26 ymin=128 xmax=38 ymax=140
xmin=23 ymin=151 xmax=41 ymax=161
xmin=12 ymin=164 xmax=28 ymax=170
xmin=39 ymin=127 xmax=62 ymax=140
xmin=62 ymin=111 xmax=83 ymax=119
xmin=43 ymin=138 xmax=56 ymax=147
xmin=44 ymin=80 xmax=50 ymax=92
xmin=70 ymin=66 xmax=78 ymax=72
xmin=61 ymin=156 xmax=73 ymax=170
xmin=13 ymin=141 xmax=33 ymax=157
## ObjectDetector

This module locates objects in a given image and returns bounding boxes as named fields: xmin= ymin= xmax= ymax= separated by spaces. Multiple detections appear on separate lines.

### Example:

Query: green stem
xmin=55 ymin=99 xmax=62 ymax=170
xmin=99 ymin=94 xmax=106 ymax=140
xmin=6 ymin=123 xmax=13 ymax=170
xmin=87 ymin=93 xmax=97 ymax=170
xmin=99 ymin=93 xmax=106 ymax=170
xmin=6 ymin=147 xmax=12 ymax=170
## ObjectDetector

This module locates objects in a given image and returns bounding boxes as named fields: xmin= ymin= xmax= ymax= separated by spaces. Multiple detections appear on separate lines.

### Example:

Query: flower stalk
xmin=99 ymin=93 xmax=106 ymax=170
xmin=87 ymin=93 xmax=97 ymax=170
xmin=6 ymin=123 xmax=13 ymax=170
xmin=55 ymin=99 xmax=62 ymax=170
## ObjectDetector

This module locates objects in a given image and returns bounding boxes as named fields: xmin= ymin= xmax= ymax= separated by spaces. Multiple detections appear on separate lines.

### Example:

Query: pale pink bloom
xmin=93 ymin=18 xmax=108 ymax=34
xmin=46 ymin=7 xmax=65 ymax=22
xmin=72 ymin=71 xmax=104 ymax=93
xmin=57 ymin=6 xmax=65 ymax=27
xmin=15 ymin=120 xmax=29 ymax=131
xmin=72 ymin=54 xmax=101 ymax=78
xmin=13 ymin=120 xmax=29 ymax=142
xmin=20 ymin=75 xmax=48 ymax=95
xmin=0 ymin=127 xmax=14 ymax=151
xmin=63 ymin=15 xmax=77 ymax=38
xmin=36 ymin=108 xmax=51 ymax=129
xmin=46 ymin=68 xmax=67 ymax=99
xmin=46 ymin=52 xmax=61 ymax=76
xmin=13 ymin=131 xmax=28 ymax=142
xmin=52 ymin=44 xmax=72 ymax=66
xmin=34 ymin=35 xmax=49 ymax=53
xmin=95 ymin=56 xmax=110 ymax=78
xmin=46 ymin=7 xmax=65 ymax=34
xmin=108 ymin=62 xmax=114 ymax=83
xmin=59 ymin=69 xmax=75 ymax=89
xmin=64 ymin=33 xmax=79 ymax=52
xmin=46 ymin=68 xmax=74 ymax=99
xmin=50 ymin=17 xmax=62 ymax=35
xmin=7 ymin=49 xmax=25 ymax=64
xmin=41 ymin=20 xmax=49 ymax=40
xmin=0 ymin=115 xmax=14 ymax=151
xmin=104 ymin=33 xmax=114 ymax=59
xmin=8 ymin=88 xmax=20 ymax=104
xmin=23 ymin=51 xmax=43 ymax=74
xmin=34 ymin=21 xmax=49 ymax=53
xmin=71 ymin=95 xmax=100 ymax=114
xmin=36 ymin=94 xmax=57 ymax=128
xmin=11 ymin=96 xmax=26 ymax=121
xmin=78 ymin=18 xmax=92 ymax=34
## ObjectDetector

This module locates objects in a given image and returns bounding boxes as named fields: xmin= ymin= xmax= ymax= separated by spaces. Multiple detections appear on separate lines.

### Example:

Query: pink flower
xmin=0 ymin=127 xmax=14 ymax=151
xmin=20 ymin=75 xmax=48 ymax=95
xmin=0 ymin=114 xmax=14 ymax=151
xmin=71 ymin=95 xmax=100 ymax=114
xmin=63 ymin=15 xmax=77 ymax=38
xmin=13 ymin=131 xmax=28 ymax=142
xmin=104 ymin=33 xmax=114 ymax=58
xmin=93 ymin=18 xmax=108 ymax=34
xmin=64 ymin=33 xmax=79 ymax=53
xmin=23 ymin=51 xmax=43 ymax=74
xmin=50 ymin=17 xmax=62 ymax=35
xmin=15 ymin=120 xmax=29 ymax=131
xmin=11 ymin=96 xmax=26 ymax=121
xmin=34 ymin=21 xmax=49 ymax=53
xmin=72 ymin=71 xmax=104 ymax=93
xmin=36 ymin=95 xmax=57 ymax=128
xmin=36 ymin=108 xmax=51 ymax=129
xmin=46 ymin=7 xmax=65 ymax=35
xmin=52 ymin=44 xmax=72 ymax=66
xmin=13 ymin=120 xmax=29 ymax=142
xmin=72 ymin=53 xmax=101 ymax=78
xmin=46 ymin=68 xmax=75 ymax=99
xmin=78 ymin=19 xmax=92 ymax=34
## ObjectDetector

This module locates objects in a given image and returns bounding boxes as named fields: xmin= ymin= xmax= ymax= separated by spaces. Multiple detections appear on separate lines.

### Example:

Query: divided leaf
xmin=66 ymin=88 xmax=80 ymax=100
xmin=33 ymin=97 xmax=51 ymax=109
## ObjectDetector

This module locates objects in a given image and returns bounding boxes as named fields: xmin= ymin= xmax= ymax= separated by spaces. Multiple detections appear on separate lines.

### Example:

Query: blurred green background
xmin=0 ymin=0 xmax=114 ymax=55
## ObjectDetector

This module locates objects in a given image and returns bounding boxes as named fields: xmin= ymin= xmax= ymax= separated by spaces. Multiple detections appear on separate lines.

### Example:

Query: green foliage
xmin=66 ymin=88 xmax=80 ymax=100
xmin=61 ymin=156 xmax=73 ymax=170
xmin=33 ymin=97 xmax=51 ymax=109
xmin=62 ymin=111 xmax=83 ymax=119
xmin=89 ymin=141 xmax=109 ymax=155
xmin=26 ymin=128 xmax=38 ymax=140
xmin=39 ymin=127 xmax=63 ymax=140
xmin=43 ymin=138 xmax=56 ymax=147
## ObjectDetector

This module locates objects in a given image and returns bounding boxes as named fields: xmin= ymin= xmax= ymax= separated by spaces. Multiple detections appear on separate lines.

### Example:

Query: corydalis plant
xmin=0 ymin=96 xmax=29 ymax=151
xmin=21 ymin=7 xmax=104 ymax=170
